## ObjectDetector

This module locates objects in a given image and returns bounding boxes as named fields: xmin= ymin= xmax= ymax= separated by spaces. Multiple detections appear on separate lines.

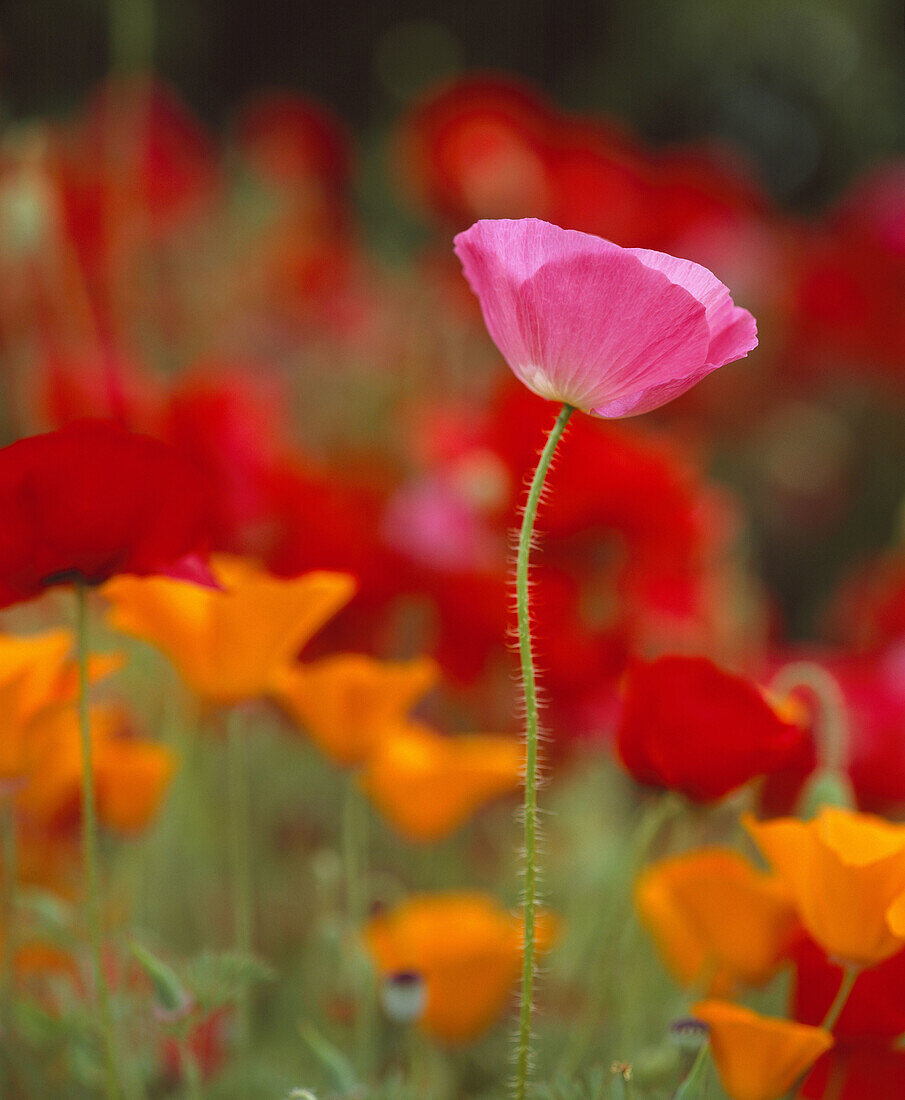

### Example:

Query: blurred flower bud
xmin=669 ymin=1016 xmax=710 ymax=1055
xmin=379 ymin=970 xmax=427 ymax=1025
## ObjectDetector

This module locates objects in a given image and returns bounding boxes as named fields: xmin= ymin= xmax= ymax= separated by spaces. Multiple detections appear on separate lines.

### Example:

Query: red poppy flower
xmin=0 ymin=420 xmax=212 ymax=607
xmin=615 ymin=655 xmax=806 ymax=802
xmin=792 ymin=934 xmax=905 ymax=1042
xmin=162 ymin=365 xmax=291 ymax=552
xmin=75 ymin=77 xmax=218 ymax=236
xmin=801 ymin=1045 xmax=905 ymax=1099
xmin=789 ymin=165 xmax=905 ymax=378
xmin=797 ymin=964 xmax=905 ymax=1100
xmin=234 ymin=91 xmax=352 ymax=193
xmin=160 ymin=1008 xmax=231 ymax=1085
xmin=36 ymin=346 xmax=163 ymax=431
xmin=398 ymin=74 xmax=552 ymax=226
xmin=827 ymin=552 xmax=905 ymax=653
xmin=542 ymin=119 xmax=649 ymax=246
xmin=645 ymin=147 xmax=768 ymax=254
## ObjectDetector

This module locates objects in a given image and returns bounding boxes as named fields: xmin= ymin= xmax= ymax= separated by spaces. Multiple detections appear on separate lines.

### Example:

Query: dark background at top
xmin=1 ymin=0 xmax=904 ymax=205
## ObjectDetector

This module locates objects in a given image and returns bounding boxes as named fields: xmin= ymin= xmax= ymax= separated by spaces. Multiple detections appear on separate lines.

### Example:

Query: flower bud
xmin=379 ymin=970 xmax=427 ymax=1025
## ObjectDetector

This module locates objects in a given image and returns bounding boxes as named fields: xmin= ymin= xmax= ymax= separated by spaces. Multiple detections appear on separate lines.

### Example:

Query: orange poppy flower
xmin=693 ymin=1000 xmax=833 ymax=1100
xmin=745 ymin=807 xmax=905 ymax=966
xmin=270 ymin=653 xmax=439 ymax=765
xmin=104 ymin=555 xmax=355 ymax=704
xmin=17 ymin=704 xmax=175 ymax=834
xmin=0 ymin=672 xmax=46 ymax=787
xmin=364 ymin=892 xmax=559 ymax=1043
xmin=635 ymin=848 xmax=798 ymax=996
xmin=0 ymin=630 xmax=122 ymax=787
xmin=359 ymin=722 xmax=523 ymax=841
xmin=0 ymin=629 xmax=73 ymax=712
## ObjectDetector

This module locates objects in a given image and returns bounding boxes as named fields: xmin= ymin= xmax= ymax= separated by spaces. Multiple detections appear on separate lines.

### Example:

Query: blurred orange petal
xmin=635 ymin=847 xmax=798 ymax=996
xmin=694 ymin=1000 xmax=833 ymax=1100
xmin=365 ymin=892 xmax=558 ymax=1043
xmin=271 ymin=653 xmax=438 ymax=765
xmin=360 ymin=723 xmax=522 ymax=841
xmin=105 ymin=555 xmax=355 ymax=704
xmin=96 ymin=738 xmax=177 ymax=833
xmin=745 ymin=807 xmax=905 ymax=966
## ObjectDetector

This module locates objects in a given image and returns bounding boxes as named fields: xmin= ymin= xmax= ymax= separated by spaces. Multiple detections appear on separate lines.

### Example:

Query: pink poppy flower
xmin=453 ymin=217 xmax=757 ymax=417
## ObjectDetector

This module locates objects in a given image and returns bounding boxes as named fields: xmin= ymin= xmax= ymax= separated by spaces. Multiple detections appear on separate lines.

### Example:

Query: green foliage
xmin=183 ymin=948 xmax=277 ymax=1013
xmin=535 ymin=1066 xmax=612 ymax=1099
xmin=299 ymin=1022 xmax=360 ymax=1095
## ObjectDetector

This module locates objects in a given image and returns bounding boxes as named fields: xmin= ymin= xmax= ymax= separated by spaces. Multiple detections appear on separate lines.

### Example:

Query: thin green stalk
xmin=557 ymin=792 xmax=683 ymax=1076
xmin=821 ymin=964 xmax=859 ymax=1031
xmin=75 ymin=583 xmax=122 ymax=1100
xmin=411 ymin=1033 xmax=431 ymax=1097
xmin=674 ymin=1043 xmax=712 ymax=1099
xmin=179 ymin=1036 xmax=204 ymax=1100
xmin=777 ymin=966 xmax=861 ymax=1100
xmin=342 ymin=777 xmax=374 ymax=1080
xmin=225 ymin=709 xmax=253 ymax=1050
xmin=514 ymin=402 xmax=573 ymax=1100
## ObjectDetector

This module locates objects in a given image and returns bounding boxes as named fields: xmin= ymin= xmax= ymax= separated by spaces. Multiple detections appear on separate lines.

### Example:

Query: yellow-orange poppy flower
xmin=0 ymin=630 xmax=122 ymax=786
xmin=104 ymin=555 xmax=355 ymax=705
xmin=359 ymin=722 xmax=522 ymax=841
xmin=0 ymin=629 xmax=72 ymax=709
xmin=364 ymin=892 xmax=559 ymax=1043
xmin=0 ymin=672 xmax=44 ymax=786
xmin=635 ymin=848 xmax=798 ymax=996
xmin=17 ymin=704 xmax=175 ymax=834
xmin=744 ymin=807 xmax=905 ymax=966
xmin=270 ymin=653 xmax=439 ymax=765
xmin=693 ymin=1000 xmax=833 ymax=1100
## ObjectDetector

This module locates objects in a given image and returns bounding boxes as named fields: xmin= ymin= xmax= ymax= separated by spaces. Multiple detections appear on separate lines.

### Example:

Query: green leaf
xmin=130 ymin=941 xmax=190 ymax=1015
xmin=298 ymin=1021 xmax=360 ymax=1096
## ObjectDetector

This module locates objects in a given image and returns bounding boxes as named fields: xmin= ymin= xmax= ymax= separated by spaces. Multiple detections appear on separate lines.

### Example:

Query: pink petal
xmin=454 ymin=219 xmax=713 ymax=415
xmin=627 ymin=247 xmax=758 ymax=368
xmin=591 ymin=369 xmax=714 ymax=418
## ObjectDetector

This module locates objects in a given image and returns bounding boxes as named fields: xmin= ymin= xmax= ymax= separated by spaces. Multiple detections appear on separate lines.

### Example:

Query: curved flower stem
xmin=514 ymin=402 xmax=573 ymax=1100
xmin=775 ymin=967 xmax=859 ymax=1100
xmin=226 ymin=708 xmax=253 ymax=1051
xmin=75 ymin=583 xmax=122 ymax=1100
xmin=770 ymin=662 xmax=849 ymax=775
xmin=821 ymin=964 xmax=860 ymax=1030
xmin=777 ymin=969 xmax=858 ymax=1100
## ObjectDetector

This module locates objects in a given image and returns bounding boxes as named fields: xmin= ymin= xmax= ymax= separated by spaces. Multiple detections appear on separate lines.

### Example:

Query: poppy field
xmin=1 ymin=32 xmax=905 ymax=1100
